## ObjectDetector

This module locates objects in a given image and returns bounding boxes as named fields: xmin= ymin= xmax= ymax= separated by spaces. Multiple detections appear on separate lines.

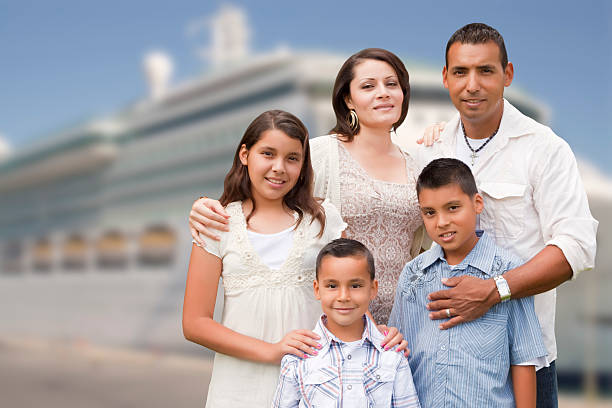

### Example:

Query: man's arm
xmin=427 ymin=137 xmax=597 ymax=329
xmin=511 ymin=365 xmax=536 ymax=408
xmin=426 ymin=246 xmax=571 ymax=328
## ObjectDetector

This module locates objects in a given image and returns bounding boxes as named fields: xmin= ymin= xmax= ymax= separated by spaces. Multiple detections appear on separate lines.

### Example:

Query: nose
xmin=436 ymin=213 xmax=450 ymax=229
xmin=271 ymin=157 xmax=285 ymax=173
xmin=375 ymin=82 xmax=389 ymax=98
xmin=466 ymin=71 xmax=480 ymax=93
xmin=337 ymin=285 xmax=350 ymax=302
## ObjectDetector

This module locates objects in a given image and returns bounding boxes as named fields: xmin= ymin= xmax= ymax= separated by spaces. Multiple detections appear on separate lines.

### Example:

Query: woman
xmin=190 ymin=48 xmax=429 ymax=324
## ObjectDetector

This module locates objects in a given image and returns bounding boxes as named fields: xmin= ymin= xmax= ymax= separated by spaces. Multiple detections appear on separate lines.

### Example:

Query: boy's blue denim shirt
xmin=389 ymin=231 xmax=547 ymax=408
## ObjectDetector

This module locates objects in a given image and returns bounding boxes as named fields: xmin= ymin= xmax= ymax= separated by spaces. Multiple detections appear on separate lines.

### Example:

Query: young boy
xmin=272 ymin=238 xmax=420 ymax=408
xmin=389 ymin=158 xmax=547 ymax=408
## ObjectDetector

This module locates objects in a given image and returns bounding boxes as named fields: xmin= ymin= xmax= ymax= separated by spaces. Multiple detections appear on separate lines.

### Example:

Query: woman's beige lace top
xmin=337 ymin=142 xmax=422 ymax=324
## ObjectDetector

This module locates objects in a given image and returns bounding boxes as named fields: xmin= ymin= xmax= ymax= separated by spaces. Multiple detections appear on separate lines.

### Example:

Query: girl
xmin=182 ymin=110 xmax=348 ymax=408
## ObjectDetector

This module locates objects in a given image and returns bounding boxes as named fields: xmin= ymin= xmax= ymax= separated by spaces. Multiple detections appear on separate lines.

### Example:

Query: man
xmin=417 ymin=23 xmax=598 ymax=407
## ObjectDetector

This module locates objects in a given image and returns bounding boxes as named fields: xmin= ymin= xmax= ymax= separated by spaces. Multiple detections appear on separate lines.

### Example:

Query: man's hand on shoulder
xmin=426 ymin=275 xmax=499 ymax=330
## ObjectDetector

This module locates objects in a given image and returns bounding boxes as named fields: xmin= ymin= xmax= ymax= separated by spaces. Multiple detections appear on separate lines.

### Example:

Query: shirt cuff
xmin=515 ymin=356 xmax=549 ymax=371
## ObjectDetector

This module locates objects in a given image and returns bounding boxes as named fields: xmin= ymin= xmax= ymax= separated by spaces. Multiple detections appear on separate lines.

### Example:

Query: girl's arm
xmin=182 ymin=244 xmax=320 ymax=364
xmin=510 ymin=365 xmax=536 ymax=408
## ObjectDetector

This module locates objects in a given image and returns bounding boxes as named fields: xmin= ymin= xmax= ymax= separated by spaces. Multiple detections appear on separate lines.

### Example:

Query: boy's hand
xmin=426 ymin=276 xmax=499 ymax=330
xmin=378 ymin=325 xmax=410 ymax=357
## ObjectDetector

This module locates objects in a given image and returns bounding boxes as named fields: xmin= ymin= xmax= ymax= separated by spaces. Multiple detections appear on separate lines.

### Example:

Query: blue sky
xmin=1 ymin=1 xmax=610 ymax=173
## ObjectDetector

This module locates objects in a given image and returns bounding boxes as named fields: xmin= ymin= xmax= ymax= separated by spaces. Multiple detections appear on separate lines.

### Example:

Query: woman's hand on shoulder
xmin=415 ymin=122 xmax=446 ymax=147
xmin=269 ymin=329 xmax=322 ymax=364
xmin=378 ymin=324 xmax=410 ymax=357
xmin=189 ymin=196 xmax=231 ymax=246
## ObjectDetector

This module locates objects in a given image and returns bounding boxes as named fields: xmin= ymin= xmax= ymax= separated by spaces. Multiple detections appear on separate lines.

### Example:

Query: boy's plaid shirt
xmin=272 ymin=314 xmax=420 ymax=408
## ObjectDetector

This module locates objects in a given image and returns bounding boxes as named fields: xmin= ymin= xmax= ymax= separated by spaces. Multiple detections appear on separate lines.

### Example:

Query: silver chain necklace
xmin=462 ymin=121 xmax=499 ymax=166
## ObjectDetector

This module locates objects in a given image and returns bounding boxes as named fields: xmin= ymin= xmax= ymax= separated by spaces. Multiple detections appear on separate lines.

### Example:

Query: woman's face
xmin=345 ymin=59 xmax=404 ymax=132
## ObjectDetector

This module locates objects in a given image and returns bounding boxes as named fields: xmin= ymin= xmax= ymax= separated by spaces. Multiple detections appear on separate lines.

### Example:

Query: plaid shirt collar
xmin=420 ymin=230 xmax=497 ymax=276
xmin=313 ymin=313 xmax=385 ymax=356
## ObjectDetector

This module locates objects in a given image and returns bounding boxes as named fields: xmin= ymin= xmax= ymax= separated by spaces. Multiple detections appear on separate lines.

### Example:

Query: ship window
xmin=139 ymin=226 xmax=176 ymax=268
xmin=2 ymin=241 xmax=23 ymax=274
xmin=33 ymin=238 xmax=53 ymax=273
xmin=62 ymin=234 xmax=87 ymax=271
xmin=96 ymin=231 xmax=128 ymax=270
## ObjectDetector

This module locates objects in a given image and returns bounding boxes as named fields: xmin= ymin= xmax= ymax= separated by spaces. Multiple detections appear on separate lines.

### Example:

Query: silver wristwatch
xmin=493 ymin=275 xmax=511 ymax=302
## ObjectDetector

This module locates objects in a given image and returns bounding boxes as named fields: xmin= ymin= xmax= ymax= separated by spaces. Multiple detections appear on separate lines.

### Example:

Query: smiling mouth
xmin=334 ymin=307 xmax=355 ymax=314
xmin=265 ymin=177 xmax=286 ymax=185
xmin=374 ymin=104 xmax=394 ymax=110
xmin=439 ymin=232 xmax=456 ymax=242
xmin=463 ymin=99 xmax=485 ymax=106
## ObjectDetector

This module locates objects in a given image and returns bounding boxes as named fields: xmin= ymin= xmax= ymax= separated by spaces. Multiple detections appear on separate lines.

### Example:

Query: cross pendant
xmin=470 ymin=151 xmax=478 ymax=166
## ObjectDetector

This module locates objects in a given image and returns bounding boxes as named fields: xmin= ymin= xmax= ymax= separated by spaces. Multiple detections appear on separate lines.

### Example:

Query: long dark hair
xmin=330 ymin=48 xmax=410 ymax=142
xmin=220 ymin=110 xmax=325 ymax=235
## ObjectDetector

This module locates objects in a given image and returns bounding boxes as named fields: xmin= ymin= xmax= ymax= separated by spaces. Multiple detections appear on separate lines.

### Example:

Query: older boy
xmin=272 ymin=238 xmax=420 ymax=408
xmin=389 ymin=158 xmax=547 ymax=407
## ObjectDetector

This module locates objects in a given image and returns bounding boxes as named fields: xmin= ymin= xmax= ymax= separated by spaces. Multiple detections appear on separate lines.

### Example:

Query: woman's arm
xmin=182 ymin=244 xmax=320 ymax=364
xmin=189 ymin=197 xmax=230 ymax=245
xmin=511 ymin=365 xmax=536 ymax=408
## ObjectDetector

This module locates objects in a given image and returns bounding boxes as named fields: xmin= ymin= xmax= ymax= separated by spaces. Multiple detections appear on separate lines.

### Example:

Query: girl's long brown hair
xmin=220 ymin=110 xmax=326 ymax=236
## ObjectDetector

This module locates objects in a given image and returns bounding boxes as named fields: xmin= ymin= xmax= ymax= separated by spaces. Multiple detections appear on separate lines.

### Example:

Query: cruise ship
xmin=0 ymin=6 xmax=609 ymax=390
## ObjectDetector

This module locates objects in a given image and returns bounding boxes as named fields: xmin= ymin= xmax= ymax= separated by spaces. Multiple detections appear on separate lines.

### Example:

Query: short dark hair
xmin=445 ymin=23 xmax=508 ymax=69
xmin=315 ymin=238 xmax=375 ymax=280
xmin=330 ymin=48 xmax=410 ymax=142
xmin=416 ymin=158 xmax=478 ymax=198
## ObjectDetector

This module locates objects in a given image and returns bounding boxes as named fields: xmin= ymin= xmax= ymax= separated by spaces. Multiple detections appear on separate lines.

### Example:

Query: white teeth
xmin=266 ymin=178 xmax=285 ymax=184
xmin=441 ymin=232 xmax=454 ymax=237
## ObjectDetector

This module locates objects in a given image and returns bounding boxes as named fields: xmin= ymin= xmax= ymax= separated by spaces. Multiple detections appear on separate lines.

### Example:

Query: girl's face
xmin=345 ymin=59 xmax=404 ymax=132
xmin=239 ymin=129 xmax=304 ymax=206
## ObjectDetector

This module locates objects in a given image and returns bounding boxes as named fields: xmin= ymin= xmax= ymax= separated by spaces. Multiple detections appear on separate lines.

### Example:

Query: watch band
xmin=494 ymin=275 xmax=511 ymax=302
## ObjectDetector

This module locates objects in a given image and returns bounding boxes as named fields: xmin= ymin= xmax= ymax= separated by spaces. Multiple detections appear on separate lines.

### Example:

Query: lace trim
xmin=221 ymin=202 xmax=315 ymax=293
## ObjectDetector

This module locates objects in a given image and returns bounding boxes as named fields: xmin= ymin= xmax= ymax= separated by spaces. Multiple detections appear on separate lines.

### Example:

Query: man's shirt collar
xmin=440 ymin=99 xmax=540 ymax=146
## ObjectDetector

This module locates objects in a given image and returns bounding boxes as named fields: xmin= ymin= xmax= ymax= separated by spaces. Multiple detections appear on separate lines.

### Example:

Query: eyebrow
xmin=259 ymin=146 xmax=301 ymax=156
xmin=359 ymin=75 xmax=398 ymax=81
xmin=451 ymin=64 xmax=497 ymax=70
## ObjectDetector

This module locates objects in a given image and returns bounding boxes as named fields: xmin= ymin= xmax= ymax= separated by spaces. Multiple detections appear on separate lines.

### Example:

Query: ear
xmin=313 ymin=279 xmax=321 ymax=300
xmin=239 ymin=144 xmax=248 ymax=166
xmin=473 ymin=193 xmax=484 ymax=215
xmin=442 ymin=66 xmax=449 ymax=89
xmin=369 ymin=279 xmax=379 ymax=301
xmin=504 ymin=62 xmax=514 ymax=87
xmin=344 ymin=94 xmax=355 ymax=111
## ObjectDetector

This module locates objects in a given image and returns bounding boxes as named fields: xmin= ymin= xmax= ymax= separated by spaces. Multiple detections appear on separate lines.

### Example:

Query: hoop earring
xmin=348 ymin=109 xmax=359 ymax=132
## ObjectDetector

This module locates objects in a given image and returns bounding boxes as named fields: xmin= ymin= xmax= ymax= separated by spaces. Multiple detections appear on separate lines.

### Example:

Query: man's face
xmin=443 ymin=41 xmax=514 ymax=129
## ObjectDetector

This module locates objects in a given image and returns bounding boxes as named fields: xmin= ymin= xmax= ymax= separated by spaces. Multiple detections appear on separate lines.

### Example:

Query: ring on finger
xmin=445 ymin=308 xmax=451 ymax=318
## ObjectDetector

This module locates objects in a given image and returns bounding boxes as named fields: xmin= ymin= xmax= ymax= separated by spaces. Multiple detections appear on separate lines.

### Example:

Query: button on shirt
xmin=272 ymin=315 xmax=420 ymax=408
xmin=389 ymin=232 xmax=547 ymax=408
xmin=416 ymin=100 xmax=598 ymax=367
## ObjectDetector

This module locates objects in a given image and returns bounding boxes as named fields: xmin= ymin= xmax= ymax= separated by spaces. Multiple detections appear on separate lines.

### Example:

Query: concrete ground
xmin=0 ymin=336 xmax=609 ymax=408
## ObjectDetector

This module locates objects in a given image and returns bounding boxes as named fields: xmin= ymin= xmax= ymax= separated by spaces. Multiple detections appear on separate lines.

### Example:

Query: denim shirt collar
xmin=420 ymin=230 xmax=496 ymax=276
